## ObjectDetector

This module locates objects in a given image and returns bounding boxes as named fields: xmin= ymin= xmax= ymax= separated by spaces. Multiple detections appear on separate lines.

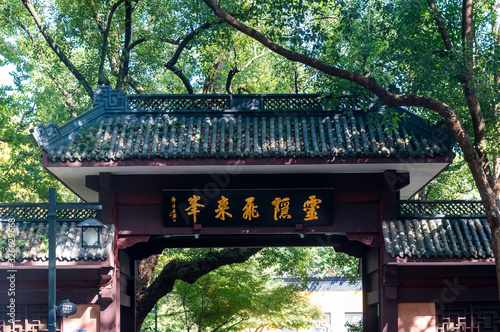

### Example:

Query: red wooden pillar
xmin=97 ymin=172 xmax=121 ymax=332
xmin=378 ymin=171 xmax=405 ymax=332
xmin=362 ymin=247 xmax=380 ymax=332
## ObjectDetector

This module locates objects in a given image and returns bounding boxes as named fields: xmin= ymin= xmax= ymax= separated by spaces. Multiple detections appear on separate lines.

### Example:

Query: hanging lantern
xmin=77 ymin=218 xmax=107 ymax=248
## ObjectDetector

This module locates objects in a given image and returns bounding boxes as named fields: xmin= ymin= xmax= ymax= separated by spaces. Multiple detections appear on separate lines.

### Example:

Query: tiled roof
xmin=382 ymin=219 xmax=493 ymax=259
xmin=283 ymin=276 xmax=362 ymax=291
xmin=0 ymin=222 xmax=114 ymax=262
xmin=31 ymin=87 xmax=453 ymax=163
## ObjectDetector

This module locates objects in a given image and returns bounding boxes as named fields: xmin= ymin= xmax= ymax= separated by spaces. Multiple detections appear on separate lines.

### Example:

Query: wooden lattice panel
xmin=0 ymin=204 xmax=99 ymax=222
xmin=399 ymin=201 xmax=485 ymax=218
xmin=128 ymin=95 xmax=330 ymax=112
xmin=437 ymin=303 xmax=500 ymax=332
xmin=55 ymin=208 xmax=98 ymax=221
xmin=128 ymin=95 xmax=230 ymax=111
xmin=0 ymin=205 xmax=47 ymax=221
xmin=263 ymin=95 xmax=324 ymax=110
xmin=0 ymin=305 xmax=61 ymax=332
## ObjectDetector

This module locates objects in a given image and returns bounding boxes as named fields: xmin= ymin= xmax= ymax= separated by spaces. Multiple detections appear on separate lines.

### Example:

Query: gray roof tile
xmin=42 ymin=112 xmax=451 ymax=162
xmin=0 ymin=222 xmax=115 ymax=262
xmin=382 ymin=219 xmax=493 ymax=259
xmin=30 ymin=88 xmax=453 ymax=163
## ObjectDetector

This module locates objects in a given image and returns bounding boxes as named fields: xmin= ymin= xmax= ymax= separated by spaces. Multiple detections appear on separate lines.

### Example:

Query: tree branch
xmin=128 ymin=36 xmax=148 ymax=51
xmin=135 ymin=248 xmax=260 ymax=331
xmin=495 ymin=155 xmax=500 ymax=193
xmin=127 ymin=76 xmax=145 ymax=94
xmin=226 ymin=50 xmax=266 ymax=94
xmin=160 ymin=37 xmax=181 ymax=45
xmin=203 ymin=57 xmax=223 ymax=94
xmin=460 ymin=0 xmax=492 ymax=188
xmin=21 ymin=0 xmax=94 ymax=99
xmin=169 ymin=65 xmax=195 ymax=94
xmin=213 ymin=314 xmax=247 ymax=332
xmin=494 ymin=2 xmax=500 ymax=85
xmin=116 ymin=0 xmax=132 ymax=89
xmin=426 ymin=0 xmax=456 ymax=60
xmin=201 ymin=0 xmax=465 ymax=134
xmin=16 ymin=20 xmax=76 ymax=117
xmin=426 ymin=0 xmax=492 ymax=188
xmin=97 ymin=0 xmax=126 ymax=85
xmin=135 ymin=253 xmax=160 ymax=307
xmin=165 ymin=20 xmax=225 ymax=94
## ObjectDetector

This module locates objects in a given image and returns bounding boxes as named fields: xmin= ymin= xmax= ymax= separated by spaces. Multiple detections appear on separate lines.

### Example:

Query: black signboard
xmin=56 ymin=300 xmax=78 ymax=317
xmin=163 ymin=188 xmax=334 ymax=227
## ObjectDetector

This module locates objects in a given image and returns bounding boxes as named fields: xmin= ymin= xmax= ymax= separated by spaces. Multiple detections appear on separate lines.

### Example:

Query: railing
xmin=0 ymin=203 xmax=100 ymax=222
xmin=398 ymin=200 xmax=485 ymax=219
xmin=127 ymin=94 xmax=329 ymax=112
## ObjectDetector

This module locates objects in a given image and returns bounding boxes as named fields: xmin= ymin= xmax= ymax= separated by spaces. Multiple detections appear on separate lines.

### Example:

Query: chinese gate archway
xmin=16 ymin=87 xmax=497 ymax=332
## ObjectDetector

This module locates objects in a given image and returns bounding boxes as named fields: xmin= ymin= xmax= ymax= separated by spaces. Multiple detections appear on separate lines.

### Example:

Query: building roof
xmin=33 ymin=88 xmax=452 ymax=162
xmin=30 ymin=87 xmax=454 ymax=201
xmin=382 ymin=219 xmax=493 ymax=259
xmin=283 ymin=276 xmax=362 ymax=291
xmin=0 ymin=221 xmax=115 ymax=262
xmin=307 ymin=276 xmax=362 ymax=291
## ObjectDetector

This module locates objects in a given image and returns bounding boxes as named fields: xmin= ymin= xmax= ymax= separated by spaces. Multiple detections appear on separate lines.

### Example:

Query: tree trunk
xmin=115 ymin=0 xmax=132 ymax=89
xmin=135 ymin=254 xmax=161 ymax=308
xmin=135 ymin=248 xmax=260 ymax=331
xmin=203 ymin=58 xmax=223 ymax=94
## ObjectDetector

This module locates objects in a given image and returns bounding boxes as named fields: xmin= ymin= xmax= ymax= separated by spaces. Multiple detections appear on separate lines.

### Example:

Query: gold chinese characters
xmin=184 ymin=195 xmax=205 ymax=223
xmin=215 ymin=196 xmax=233 ymax=220
xmin=242 ymin=197 xmax=259 ymax=220
xmin=169 ymin=194 xmax=323 ymax=224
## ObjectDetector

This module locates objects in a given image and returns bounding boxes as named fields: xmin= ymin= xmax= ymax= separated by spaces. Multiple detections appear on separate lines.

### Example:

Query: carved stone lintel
xmin=93 ymin=86 xmax=126 ymax=110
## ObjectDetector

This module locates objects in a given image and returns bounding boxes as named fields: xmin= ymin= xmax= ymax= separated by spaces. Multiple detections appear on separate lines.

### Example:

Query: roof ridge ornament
xmin=30 ymin=123 xmax=60 ymax=149
xmin=93 ymin=86 xmax=126 ymax=110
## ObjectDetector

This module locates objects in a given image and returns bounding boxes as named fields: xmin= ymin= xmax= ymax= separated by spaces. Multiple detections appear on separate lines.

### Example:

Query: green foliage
xmin=0 ymin=0 xmax=323 ymax=201
xmin=256 ymin=247 xmax=360 ymax=284
xmin=0 ymin=90 xmax=78 ymax=202
xmin=2 ymin=0 xmax=496 ymax=202
xmin=345 ymin=320 xmax=363 ymax=332
xmin=417 ymin=153 xmax=480 ymax=200
xmin=155 ymin=247 xmax=359 ymax=286
xmin=142 ymin=247 xmax=359 ymax=331
xmin=142 ymin=256 xmax=323 ymax=332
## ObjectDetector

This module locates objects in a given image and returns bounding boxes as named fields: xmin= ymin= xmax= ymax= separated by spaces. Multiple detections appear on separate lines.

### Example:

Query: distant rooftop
xmin=283 ymin=276 xmax=363 ymax=292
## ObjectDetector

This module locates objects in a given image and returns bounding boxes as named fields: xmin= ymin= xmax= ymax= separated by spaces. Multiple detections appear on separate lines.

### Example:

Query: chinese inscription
xmin=215 ymin=196 xmax=233 ymax=220
xmin=271 ymin=197 xmax=292 ymax=221
xmin=303 ymin=195 xmax=322 ymax=221
xmin=163 ymin=189 xmax=333 ymax=226
xmin=185 ymin=195 xmax=204 ymax=223
xmin=242 ymin=197 xmax=259 ymax=221
xmin=169 ymin=197 xmax=177 ymax=221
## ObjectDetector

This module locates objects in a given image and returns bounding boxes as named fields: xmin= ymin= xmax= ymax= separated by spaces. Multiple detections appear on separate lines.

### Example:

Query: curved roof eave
xmin=32 ymin=87 xmax=455 ymax=201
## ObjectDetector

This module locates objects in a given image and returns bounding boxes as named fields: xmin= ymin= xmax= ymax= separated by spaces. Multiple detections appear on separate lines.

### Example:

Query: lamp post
xmin=47 ymin=188 xmax=102 ymax=332
xmin=48 ymin=188 xmax=57 ymax=332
